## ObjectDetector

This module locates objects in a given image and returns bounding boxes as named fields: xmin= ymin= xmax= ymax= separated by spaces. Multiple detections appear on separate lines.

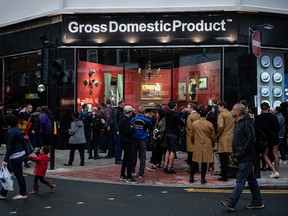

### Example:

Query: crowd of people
xmin=1 ymin=98 xmax=287 ymax=208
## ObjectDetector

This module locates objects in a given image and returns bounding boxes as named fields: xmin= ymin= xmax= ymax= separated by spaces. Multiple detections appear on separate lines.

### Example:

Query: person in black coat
xmin=118 ymin=105 xmax=137 ymax=184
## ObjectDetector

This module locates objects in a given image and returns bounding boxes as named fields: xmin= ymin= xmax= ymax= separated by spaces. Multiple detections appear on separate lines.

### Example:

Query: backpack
xmin=79 ymin=112 xmax=89 ymax=129
xmin=33 ymin=115 xmax=41 ymax=131
xmin=91 ymin=115 xmax=103 ymax=131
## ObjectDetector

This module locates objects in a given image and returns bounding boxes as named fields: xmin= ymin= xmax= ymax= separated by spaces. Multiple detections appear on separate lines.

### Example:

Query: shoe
xmin=163 ymin=166 xmax=168 ymax=173
xmin=49 ymin=184 xmax=57 ymax=193
xmin=126 ymin=177 xmax=138 ymax=184
xmin=246 ymin=201 xmax=264 ymax=209
xmin=0 ymin=195 xmax=6 ymax=200
xmin=12 ymin=194 xmax=28 ymax=200
xmin=64 ymin=163 xmax=72 ymax=166
xmin=260 ymin=167 xmax=267 ymax=171
xmin=221 ymin=200 xmax=235 ymax=212
xmin=280 ymin=160 xmax=287 ymax=165
xmin=119 ymin=175 xmax=127 ymax=181
xmin=138 ymin=174 xmax=144 ymax=178
xmin=167 ymin=168 xmax=176 ymax=174
xmin=218 ymin=177 xmax=228 ymax=182
xmin=115 ymin=161 xmax=122 ymax=165
xmin=79 ymin=163 xmax=84 ymax=166
xmin=201 ymin=179 xmax=207 ymax=184
xmin=94 ymin=156 xmax=102 ymax=159
xmin=189 ymin=177 xmax=194 ymax=183
xmin=104 ymin=155 xmax=113 ymax=159
xmin=147 ymin=166 xmax=156 ymax=171
xmin=88 ymin=156 xmax=93 ymax=159
xmin=269 ymin=172 xmax=280 ymax=178
xmin=131 ymin=172 xmax=137 ymax=177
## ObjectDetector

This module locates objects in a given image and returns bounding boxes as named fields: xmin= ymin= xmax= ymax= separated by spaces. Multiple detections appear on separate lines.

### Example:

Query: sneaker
xmin=246 ymin=201 xmax=264 ymax=209
xmin=12 ymin=194 xmax=28 ymax=200
xmin=280 ymin=160 xmax=287 ymax=165
xmin=119 ymin=175 xmax=127 ymax=181
xmin=269 ymin=172 xmax=280 ymax=178
xmin=167 ymin=168 xmax=176 ymax=174
xmin=163 ymin=166 xmax=168 ymax=173
xmin=0 ymin=195 xmax=6 ymax=200
xmin=221 ymin=200 xmax=235 ymax=212
xmin=147 ymin=166 xmax=156 ymax=171
xmin=138 ymin=174 xmax=144 ymax=178
xmin=49 ymin=184 xmax=57 ymax=193
xmin=126 ymin=177 xmax=138 ymax=184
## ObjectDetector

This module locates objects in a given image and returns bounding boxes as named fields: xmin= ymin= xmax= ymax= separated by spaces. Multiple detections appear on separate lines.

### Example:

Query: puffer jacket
xmin=232 ymin=117 xmax=256 ymax=162
xmin=28 ymin=153 xmax=50 ymax=176
xmin=68 ymin=119 xmax=86 ymax=144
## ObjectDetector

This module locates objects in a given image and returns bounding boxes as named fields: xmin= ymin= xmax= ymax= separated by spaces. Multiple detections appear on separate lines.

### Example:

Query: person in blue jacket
xmin=130 ymin=106 xmax=153 ymax=178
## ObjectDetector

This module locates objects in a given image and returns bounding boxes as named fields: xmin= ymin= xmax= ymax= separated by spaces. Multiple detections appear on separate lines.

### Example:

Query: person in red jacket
xmin=27 ymin=146 xmax=56 ymax=194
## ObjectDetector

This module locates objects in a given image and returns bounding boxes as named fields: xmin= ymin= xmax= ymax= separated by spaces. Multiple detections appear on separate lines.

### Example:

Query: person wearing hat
xmin=130 ymin=106 xmax=153 ymax=178
xmin=254 ymin=102 xmax=280 ymax=178
xmin=118 ymin=105 xmax=138 ymax=183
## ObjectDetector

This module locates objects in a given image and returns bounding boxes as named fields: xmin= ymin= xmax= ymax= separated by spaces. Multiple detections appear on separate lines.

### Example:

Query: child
xmin=28 ymin=146 xmax=56 ymax=194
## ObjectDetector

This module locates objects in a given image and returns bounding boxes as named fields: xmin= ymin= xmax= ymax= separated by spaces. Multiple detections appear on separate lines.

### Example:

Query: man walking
xmin=221 ymin=103 xmax=264 ymax=212
xmin=216 ymin=101 xmax=234 ymax=181
xmin=131 ymin=106 xmax=153 ymax=178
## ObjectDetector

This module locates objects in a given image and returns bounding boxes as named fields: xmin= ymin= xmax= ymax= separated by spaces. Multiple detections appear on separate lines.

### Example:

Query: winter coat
xmin=216 ymin=110 xmax=235 ymax=153
xmin=119 ymin=115 xmax=134 ymax=144
xmin=232 ymin=117 xmax=255 ymax=162
xmin=39 ymin=113 xmax=52 ymax=133
xmin=68 ymin=119 xmax=86 ymax=144
xmin=4 ymin=127 xmax=25 ymax=162
xmin=28 ymin=153 xmax=50 ymax=176
xmin=186 ymin=111 xmax=200 ymax=152
xmin=131 ymin=114 xmax=153 ymax=140
xmin=191 ymin=118 xmax=215 ymax=163
xmin=155 ymin=117 xmax=167 ymax=148
xmin=165 ymin=109 xmax=184 ymax=136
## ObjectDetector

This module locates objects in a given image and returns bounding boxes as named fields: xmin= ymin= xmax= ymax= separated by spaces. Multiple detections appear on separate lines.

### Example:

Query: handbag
xmin=0 ymin=165 xmax=14 ymax=191
xmin=22 ymin=135 xmax=34 ymax=156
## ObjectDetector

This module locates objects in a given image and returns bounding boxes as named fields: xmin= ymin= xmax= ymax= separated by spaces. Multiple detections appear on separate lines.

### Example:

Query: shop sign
xmin=63 ymin=13 xmax=236 ymax=46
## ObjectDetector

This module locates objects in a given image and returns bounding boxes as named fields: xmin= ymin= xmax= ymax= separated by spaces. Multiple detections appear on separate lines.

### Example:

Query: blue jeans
xmin=228 ymin=160 xmax=262 ymax=207
xmin=114 ymin=134 xmax=122 ymax=162
xmin=132 ymin=139 xmax=146 ymax=176
xmin=1 ymin=155 xmax=27 ymax=197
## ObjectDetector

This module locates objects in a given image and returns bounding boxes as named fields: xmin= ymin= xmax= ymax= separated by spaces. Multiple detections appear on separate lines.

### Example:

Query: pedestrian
xmin=275 ymin=106 xmax=287 ymax=164
xmin=190 ymin=108 xmax=215 ymax=184
xmin=131 ymin=106 xmax=153 ymax=178
xmin=31 ymin=106 xmax=42 ymax=148
xmin=163 ymin=101 xmax=185 ymax=174
xmin=221 ymin=103 xmax=264 ymax=212
xmin=216 ymin=101 xmax=235 ymax=182
xmin=87 ymin=107 xmax=105 ymax=159
xmin=254 ymin=102 xmax=280 ymax=178
xmin=118 ymin=105 xmax=138 ymax=184
xmin=78 ymin=103 xmax=90 ymax=150
xmin=103 ymin=99 xmax=115 ymax=159
xmin=147 ymin=107 xmax=166 ymax=171
xmin=113 ymin=100 xmax=126 ymax=164
xmin=0 ymin=114 xmax=28 ymax=200
xmin=64 ymin=112 xmax=86 ymax=166
xmin=28 ymin=145 xmax=56 ymax=194
xmin=39 ymin=106 xmax=52 ymax=146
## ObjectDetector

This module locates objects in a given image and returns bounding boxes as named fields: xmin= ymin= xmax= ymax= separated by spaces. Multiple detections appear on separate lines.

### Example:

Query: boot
xmin=47 ymin=181 xmax=56 ymax=192
xmin=201 ymin=163 xmax=207 ymax=184
xmin=29 ymin=185 xmax=39 ymax=195
xmin=189 ymin=163 xmax=195 ymax=183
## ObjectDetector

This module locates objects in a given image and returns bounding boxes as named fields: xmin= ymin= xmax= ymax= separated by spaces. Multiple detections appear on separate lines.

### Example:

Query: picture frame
xmin=187 ymin=77 xmax=198 ymax=102
xmin=141 ymin=83 xmax=162 ymax=100
xmin=178 ymin=82 xmax=187 ymax=101
xmin=199 ymin=77 xmax=208 ymax=89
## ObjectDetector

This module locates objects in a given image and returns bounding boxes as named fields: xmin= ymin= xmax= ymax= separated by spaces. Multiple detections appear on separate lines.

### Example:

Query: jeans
xmin=228 ymin=160 xmax=262 ymax=207
xmin=1 ymin=155 xmax=27 ymax=197
xmin=132 ymin=139 xmax=146 ymax=176
xmin=114 ymin=133 xmax=122 ymax=162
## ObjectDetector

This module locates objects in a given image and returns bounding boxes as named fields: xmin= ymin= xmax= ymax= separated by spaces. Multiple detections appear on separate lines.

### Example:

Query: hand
xmin=116 ymin=131 xmax=119 ymax=135
xmin=2 ymin=161 xmax=8 ymax=167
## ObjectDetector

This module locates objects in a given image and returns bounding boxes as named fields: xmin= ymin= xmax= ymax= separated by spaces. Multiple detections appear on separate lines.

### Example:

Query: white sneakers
xmin=0 ymin=195 xmax=6 ymax=200
xmin=12 ymin=194 xmax=27 ymax=200
xmin=269 ymin=172 xmax=280 ymax=178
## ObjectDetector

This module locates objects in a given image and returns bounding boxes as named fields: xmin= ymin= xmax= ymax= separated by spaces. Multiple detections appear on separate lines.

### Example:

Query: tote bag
xmin=0 ymin=165 xmax=14 ymax=191
xmin=23 ymin=135 xmax=34 ymax=156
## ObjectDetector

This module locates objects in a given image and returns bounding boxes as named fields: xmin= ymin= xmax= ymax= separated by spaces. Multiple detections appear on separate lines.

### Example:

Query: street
xmin=0 ymin=176 xmax=287 ymax=216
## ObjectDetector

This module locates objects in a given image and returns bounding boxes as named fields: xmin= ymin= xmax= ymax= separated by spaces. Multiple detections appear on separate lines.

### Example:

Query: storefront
xmin=0 ymin=11 xmax=288 ymax=146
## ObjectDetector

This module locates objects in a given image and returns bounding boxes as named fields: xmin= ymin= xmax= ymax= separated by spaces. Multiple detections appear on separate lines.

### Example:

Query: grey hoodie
xmin=68 ymin=119 xmax=86 ymax=144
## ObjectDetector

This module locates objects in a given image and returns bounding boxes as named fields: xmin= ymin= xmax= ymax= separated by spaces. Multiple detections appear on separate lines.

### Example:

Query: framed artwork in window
xmin=199 ymin=77 xmax=208 ymax=89
xmin=187 ymin=77 xmax=198 ymax=102
xmin=141 ymin=83 xmax=162 ymax=100
xmin=178 ymin=82 xmax=187 ymax=101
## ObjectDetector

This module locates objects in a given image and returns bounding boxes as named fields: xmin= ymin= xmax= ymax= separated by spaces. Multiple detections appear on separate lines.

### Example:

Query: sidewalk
xmin=1 ymin=145 xmax=288 ymax=188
